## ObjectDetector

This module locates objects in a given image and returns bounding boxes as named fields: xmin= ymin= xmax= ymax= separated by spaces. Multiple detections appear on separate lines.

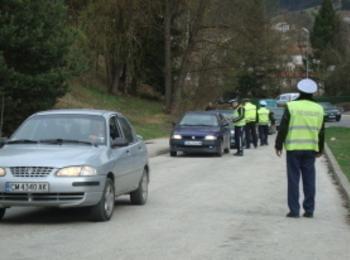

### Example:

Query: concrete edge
xmin=149 ymin=148 xmax=169 ymax=158
xmin=324 ymin=143 xmax=350 ymax=201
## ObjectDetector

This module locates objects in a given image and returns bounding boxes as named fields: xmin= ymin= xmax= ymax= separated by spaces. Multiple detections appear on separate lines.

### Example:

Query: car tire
xmin=217 ymin=140 xmax=223 ymax=157
xmin=89 ymin=178 xmax=115 ymax=222
xmin=224 ymin=140 xmax=230 ymax=154
xmin=170 ymin=151 xmax=177 ymax=157
xmin=0 ymin=208 xmax=6 ymax=220
xmin=130 ymin=169 xmax=149 ymax=205
xmin=336 ymin=116 xmax=341 ymax=122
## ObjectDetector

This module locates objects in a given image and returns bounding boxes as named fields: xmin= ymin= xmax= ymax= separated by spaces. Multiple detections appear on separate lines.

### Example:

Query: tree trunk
xmin=171 ymin=0 xmax=208 ymax=114
xmin=119 ymin=63 xmax=127 ymax=94
xmin=111 ymin=63 xmax=123 ymax=95
xmin=164 ymin=0 xmax=173 ymax=113
xmin=105 ymin=55 xmax=112 ymax=93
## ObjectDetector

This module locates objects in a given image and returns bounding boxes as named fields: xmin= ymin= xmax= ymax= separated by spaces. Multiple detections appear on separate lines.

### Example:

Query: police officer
xmin=275 ymin=79 xmax=325 ymax=218
xmin=205 ymin=102 xmax=215 ymax=111
xmin=257 ymin=100 xmax=272 ymax=146
xmin=231 ymin=99 xmax=245 ymax=156
xmin=243 ymin=98 xmax=258 ymax=149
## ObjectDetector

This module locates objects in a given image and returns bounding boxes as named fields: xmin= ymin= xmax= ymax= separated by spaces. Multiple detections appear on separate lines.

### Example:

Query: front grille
xmin=10 ymin=167 xmax=54 ymax=178
xmin=182 ymin=136 xmax=205 ymax=140
xmin=0 ymin=193 xmax=85 ymax=202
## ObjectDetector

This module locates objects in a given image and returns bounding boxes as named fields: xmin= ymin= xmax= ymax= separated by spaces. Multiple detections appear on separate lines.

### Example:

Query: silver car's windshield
xmin=180 ymin=114 xmax=219 ymax=127
xmin=11 ymin=114 xmax=107 ymax=145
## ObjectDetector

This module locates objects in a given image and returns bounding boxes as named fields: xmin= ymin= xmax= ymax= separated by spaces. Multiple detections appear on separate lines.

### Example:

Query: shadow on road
xmin=0 ymin=197 xmax=135 ymax=224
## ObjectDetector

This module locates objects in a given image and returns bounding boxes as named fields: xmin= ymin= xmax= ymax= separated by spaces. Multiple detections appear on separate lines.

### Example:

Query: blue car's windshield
xmin=180 ymin=114 xmax=219 ymax=127
xmin=11 ymin=114 xmax=107 ymax=145
xmin=319 ymin=102 xmax=334 ymax=109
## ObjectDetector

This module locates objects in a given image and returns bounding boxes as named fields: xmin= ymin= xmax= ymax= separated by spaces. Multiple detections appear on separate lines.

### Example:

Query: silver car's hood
xmin=0 ymin=144 xmax=105 ymax=168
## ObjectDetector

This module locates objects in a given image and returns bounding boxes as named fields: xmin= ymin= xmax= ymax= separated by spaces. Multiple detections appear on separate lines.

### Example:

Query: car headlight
xmin=56 ymin=166 xmax=97 ymax=177
xmin=230 ymin=130 xmax=235 ymax=135
xmin=205 ymin=135 xmax=217 ymax=140
xmin=0 ymin=168 xmax=6 ymax=177
xmin=172 ymin=134 xmax=182 ymax=140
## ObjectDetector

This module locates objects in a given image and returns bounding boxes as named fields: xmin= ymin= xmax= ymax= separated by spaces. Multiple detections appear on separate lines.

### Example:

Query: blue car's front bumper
xmin=170 ymin=139 xmax=221 ymax=154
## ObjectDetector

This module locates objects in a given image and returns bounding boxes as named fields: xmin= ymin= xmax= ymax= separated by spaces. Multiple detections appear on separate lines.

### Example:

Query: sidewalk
xmin=145 ymin=138 xmax=169 ymax=158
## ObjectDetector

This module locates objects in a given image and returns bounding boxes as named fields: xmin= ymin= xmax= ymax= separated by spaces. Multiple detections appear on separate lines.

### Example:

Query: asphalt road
xmin=326 ymin=114 xmax=350 ymax=128
xmin=1 ymin=145 xmax=350 ymax=260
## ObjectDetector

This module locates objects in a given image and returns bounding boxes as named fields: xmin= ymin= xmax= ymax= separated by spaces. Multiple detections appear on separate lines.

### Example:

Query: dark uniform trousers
xmin=234 ymin=126 xmax=244 ymax=153
xmin=258 ymin=125 xmax=269 ymax=145
xmin=287 ymin=151 xmax=316 ymax=215
xmin=245 ymin=122 xmax=257 ymax=148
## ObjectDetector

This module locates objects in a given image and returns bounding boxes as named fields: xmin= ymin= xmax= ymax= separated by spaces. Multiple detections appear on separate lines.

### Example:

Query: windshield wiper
xmin=194 ymin=124 xmax=216 ymax=127
xmin=180 ymin=124 xmax=214 ymax=127
xmin=39 ymin=139 xmax=97 ymax=147
xmin=6 ymin=139 xmax=39 ymax=144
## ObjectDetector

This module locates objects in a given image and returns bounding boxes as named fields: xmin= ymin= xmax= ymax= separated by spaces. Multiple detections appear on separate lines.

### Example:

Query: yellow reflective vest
xmin=233 ymin=106 xmax=246 ymax=127
xmin=244 ymin=102 xmax=257 ymax=123
xmin=285 ymin=100 xmax=324 ymax=152
xmin=258 ymin=107 xmax=270 ymax=125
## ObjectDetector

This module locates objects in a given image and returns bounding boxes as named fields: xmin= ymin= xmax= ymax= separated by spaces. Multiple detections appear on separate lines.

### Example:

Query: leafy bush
xmin=0 ymin=0 xmax=78 ymax=135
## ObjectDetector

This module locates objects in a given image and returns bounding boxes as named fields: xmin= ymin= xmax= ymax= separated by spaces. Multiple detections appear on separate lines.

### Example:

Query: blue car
xmin=169 ymin=111 xmax=231 ymax=157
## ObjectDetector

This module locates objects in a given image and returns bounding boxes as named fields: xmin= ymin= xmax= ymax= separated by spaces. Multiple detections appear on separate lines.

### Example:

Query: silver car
xmin=0 ymin=109 xmax=149 ymax=222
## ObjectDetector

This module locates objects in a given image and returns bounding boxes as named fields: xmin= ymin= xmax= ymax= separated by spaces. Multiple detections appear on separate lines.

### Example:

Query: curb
xmin=324 ymin=143 xmax=350 ymax=201
xmin=150 ymin=148 xmax=169 ymax=158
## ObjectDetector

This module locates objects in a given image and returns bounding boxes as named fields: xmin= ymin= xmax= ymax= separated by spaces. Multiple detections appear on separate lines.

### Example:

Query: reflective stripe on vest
xmin=285 ymin=100 xmax=324 ymax=152
xmin=233 ymin=107 xmax=246 ymax=127
xmin=258 ymin=107 xmax=270 ymax=125
xmin=244 ymin=102 xmax=257 ymax=122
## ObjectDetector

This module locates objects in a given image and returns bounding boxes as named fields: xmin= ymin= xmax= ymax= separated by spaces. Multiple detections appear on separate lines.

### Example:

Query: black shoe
xmin=233 ymin=152 xmax=243 ymax=156
xmin=303 ymin=212 xmax=314 ymax=218
xmin=286 ymin=212 xmax=299 ymax=218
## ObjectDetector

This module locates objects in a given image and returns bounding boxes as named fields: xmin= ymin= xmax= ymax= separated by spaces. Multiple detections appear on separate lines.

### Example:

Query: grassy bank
xmin=55 ymin=83 xmax=171 ymax=140
xmin=326 ymin=127 xmax=350 ymax=180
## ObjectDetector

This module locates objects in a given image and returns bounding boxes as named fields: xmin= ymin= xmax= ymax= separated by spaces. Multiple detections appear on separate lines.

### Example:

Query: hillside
xmin=55 ymin=83 xmax=172 ymax=140
xmin=279 ymin=0 xmax=342 ymax=10
xmin=279 ymin=0 xmax=321 ymax=10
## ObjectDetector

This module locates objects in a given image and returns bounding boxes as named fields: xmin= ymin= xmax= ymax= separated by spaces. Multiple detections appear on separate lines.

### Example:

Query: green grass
xmin=55 ymin=83 xmax=171 ymax=140
xmin=326 ymin=127 xmax=350 ymax=180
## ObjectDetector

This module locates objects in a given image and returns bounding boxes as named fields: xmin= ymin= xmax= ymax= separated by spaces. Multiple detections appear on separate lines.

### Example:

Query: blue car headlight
xmin=172 ymin=134 xmax=182 ymax=140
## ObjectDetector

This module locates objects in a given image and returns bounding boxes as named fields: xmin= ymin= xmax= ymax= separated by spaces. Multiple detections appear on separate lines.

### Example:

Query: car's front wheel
xmin=130 ymin=169 xmax=149 ymax=205
xmin=217 ymin=140 xmax=224 ymax=157
xmin=89 ymin=178 xmax=115 ymax=222
xmin=170 ymin=151 xmax=177 ymax=157
xmin=0 ymin=208 xmax=6 ymax=220
xmin=224 ymin=138 xmax=230 ymax=154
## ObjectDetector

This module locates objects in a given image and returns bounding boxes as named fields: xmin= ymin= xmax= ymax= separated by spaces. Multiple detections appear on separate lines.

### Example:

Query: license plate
xmin=5 ymin=182 xmax=49 ymax=193
xmin=184 ymin=141 xmax=202 ymax=146
xmin=329 ymin=115 xmax=335 ymax=118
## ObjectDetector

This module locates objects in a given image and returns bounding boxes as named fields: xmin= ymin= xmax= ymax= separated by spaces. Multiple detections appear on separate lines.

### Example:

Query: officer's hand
xmin=275 ymin=149 xmax=282 ymax=157
xmin=316 ymin=152 xmax=323 ymax=158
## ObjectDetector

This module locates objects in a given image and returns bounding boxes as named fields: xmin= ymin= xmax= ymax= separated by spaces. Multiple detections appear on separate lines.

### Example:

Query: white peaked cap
xmin=260 ymin=100 xmax=267 ymax=106
xmin=297 ymin=79 xmax=318 ymax=94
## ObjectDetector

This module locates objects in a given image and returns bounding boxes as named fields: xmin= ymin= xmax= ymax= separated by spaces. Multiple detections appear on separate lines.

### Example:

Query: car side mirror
xmin=171 ymin=122 xmax=176 ymax=128
xmin=0 ymin=137 xmax=8 ymax=148
xmin=222 ymin=121 xmax=229 ymax=127
xmin=111 ymin=137 xmax=129 ymax=148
